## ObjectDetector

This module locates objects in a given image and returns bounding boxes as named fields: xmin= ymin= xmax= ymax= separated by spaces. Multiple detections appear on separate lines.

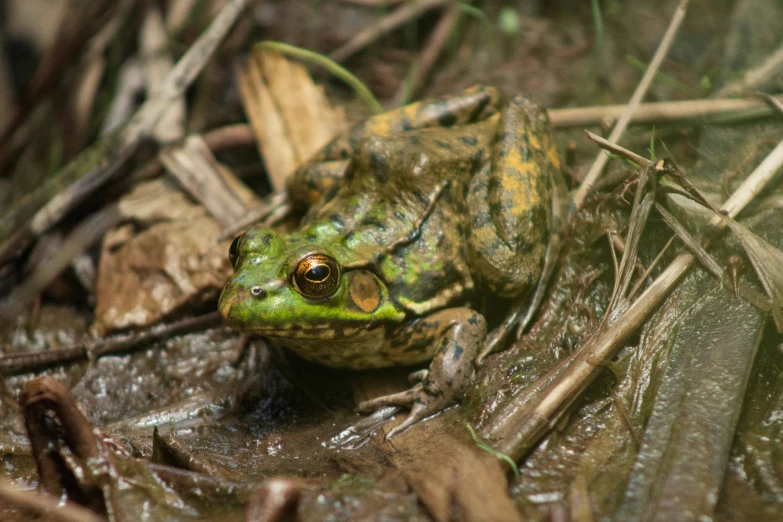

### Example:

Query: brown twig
xmin=202 ymin=123 xmax=257 ymax=151
xmin=391 ymin=1 xmax=461 ymax=106
xmin=573 ymin=0 xmax=689 ymax=211
xmin=548 ymin=94 xmax=783 ymax=128
xmin=329 ymin=0 xmax=450 ymax=63
xmin=0 ymin=311 xmax=221 ymax=376
xmin=714 ymin=42 xmax=783 ymax=97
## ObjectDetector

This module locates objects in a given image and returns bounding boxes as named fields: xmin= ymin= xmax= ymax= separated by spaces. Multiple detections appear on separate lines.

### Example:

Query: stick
xmin=548 ymin=94 xmax=783 ymax=128
xmin=329 ymin=0 xmax=450 ymax=63
xmin=573 ymin=0 xmax=689 ymax=210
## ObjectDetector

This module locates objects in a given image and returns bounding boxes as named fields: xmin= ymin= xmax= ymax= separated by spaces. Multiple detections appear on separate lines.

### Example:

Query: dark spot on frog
xmin=468 ymin=99 xmax=491 ymax=121
xmin=437 ymin=112 xmax=457 ymax=127
xmin=435 ymin=140 xmax=453 ymax=151
xmin=458 ymin=136 xmax=477 ymax=146
xmin=487 ymin=176 xmax=500 ymax=193
xmin=261 ymin=233 xmax=274 ymax=245
xmin=407 ymin=135 xmax=421 ymax=145
xmin=359 ymin=216 xmax=387 ymax=231
xmin=394 ymin=211 xmax=406 ymax=221
xmin=370 ymin=152 xmax=389 ymax=183
xmin=330 ymin=214 xmax=345 ymax=230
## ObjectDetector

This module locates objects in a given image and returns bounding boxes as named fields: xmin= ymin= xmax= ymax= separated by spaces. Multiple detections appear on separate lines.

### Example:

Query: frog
xmin=219 ymin=85 xmax=563 ymax=437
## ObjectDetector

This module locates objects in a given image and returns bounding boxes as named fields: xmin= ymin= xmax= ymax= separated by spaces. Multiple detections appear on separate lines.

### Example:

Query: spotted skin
xmin=219 ymin=86 xmax=561 ymax=435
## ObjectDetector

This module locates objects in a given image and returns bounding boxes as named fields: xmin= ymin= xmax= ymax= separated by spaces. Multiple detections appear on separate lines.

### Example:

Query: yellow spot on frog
xmin=349 ymin=270 xmax=381 ymax=313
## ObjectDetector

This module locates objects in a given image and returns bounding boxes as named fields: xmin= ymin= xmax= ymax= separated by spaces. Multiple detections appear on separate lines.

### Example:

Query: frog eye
xmin=293 ymin=254 xmax=340 ymax=299
xmin=229 ymin=235 xmax=242 ymax=269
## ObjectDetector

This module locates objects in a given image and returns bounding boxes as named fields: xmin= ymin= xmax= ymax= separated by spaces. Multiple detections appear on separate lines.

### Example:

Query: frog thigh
xmin=292 ymin=85 xmax=501 ymax=173
xmin=466 ymin=96 xmax=560 ymax=297
xmin=287 ymin=159 xmax=349 ymax=207
xmin=367 ymin=308 xmax=487 ymax=437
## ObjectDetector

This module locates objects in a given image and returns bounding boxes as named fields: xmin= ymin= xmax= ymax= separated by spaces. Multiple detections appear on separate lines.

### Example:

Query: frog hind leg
xmin=465 ymin=96 xmax=562 ymax=346
xmin=358 ymin=308 xmax=486 ymax=439
xmin=288 ymin=86 xmax=502 ymax=207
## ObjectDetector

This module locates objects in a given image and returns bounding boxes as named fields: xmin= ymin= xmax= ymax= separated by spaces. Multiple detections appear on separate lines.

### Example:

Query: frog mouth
xmin=244 ymin=324 xmax=376 ymax=339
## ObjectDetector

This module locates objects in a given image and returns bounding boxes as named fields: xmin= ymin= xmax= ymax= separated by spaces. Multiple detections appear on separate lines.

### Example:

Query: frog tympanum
xmin=219 ymin=86 xmax=562 ymax=437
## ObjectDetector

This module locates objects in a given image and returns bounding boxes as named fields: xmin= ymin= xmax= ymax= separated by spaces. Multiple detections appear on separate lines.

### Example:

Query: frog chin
xmin=254 ymin=323 xmax=372 ymax=340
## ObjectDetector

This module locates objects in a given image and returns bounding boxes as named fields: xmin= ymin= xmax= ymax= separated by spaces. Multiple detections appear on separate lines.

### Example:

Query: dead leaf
xmin=236 ymin=49 xmax=346 ymax=190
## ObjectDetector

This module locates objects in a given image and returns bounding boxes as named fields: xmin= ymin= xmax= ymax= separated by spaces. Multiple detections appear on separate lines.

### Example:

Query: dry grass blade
xmin=752 ymin=91 xmax=783 ymax=117
xmin=391 ymin=1 xmax=461 ymax=106
xmin=719 ymin=216 xmax=783 ymax=329
xmin=573 ymin=0 xmax=689 ymax=210
xmin=549 ymin=94 xmax=783 ymax=128
xmin=714 ymin=42 xmax=783 ymax=97
xmin=654 ymin=202 xmax=773 ymax=314
xmin=160 ymin=135 xmax=261 ymax=228
xmin=329 ymin=0 xmax=450 ymax=62
xmin=0 ymin=205 xmax=123 ymax=331
xmin=604 ymin=163 xmax=661 ymax=323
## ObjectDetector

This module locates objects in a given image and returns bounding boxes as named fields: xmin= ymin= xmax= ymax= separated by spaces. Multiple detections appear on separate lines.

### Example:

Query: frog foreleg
xmin=359 ymin=308 xmax=486 ymax=438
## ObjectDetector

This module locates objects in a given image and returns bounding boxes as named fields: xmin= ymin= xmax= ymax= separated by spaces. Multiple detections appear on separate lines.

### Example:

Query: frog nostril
xmin=250 ymin=286 xmax=266 ymax=299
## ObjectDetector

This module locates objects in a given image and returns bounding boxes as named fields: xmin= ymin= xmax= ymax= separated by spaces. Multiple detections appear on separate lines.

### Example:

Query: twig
xmin=573 ymin=0 xmax=689 ymax=210
xmin=0 ymin=312 xmax=221 ymax=375
xmin=714 ymin=42 xmax=783 ymax=97
xmin=391 ymin=1 xmax=461 ymax=106
xmin=0 ymin=205 xmax=124 ymax=330
xmin=751 ymin=91 xmax=783 ymax=117
xmin=329 ymin=0 xmax=450 ymax=63
xmin=548 ymin=94 xmax=783 ymax=128
xmin=585 ymin=131 xmax=651 ymax=167
xmin=202 ymin=123 xmax=256 ymax=151
xmin=125 ymin=0 xmax=248 ymax=146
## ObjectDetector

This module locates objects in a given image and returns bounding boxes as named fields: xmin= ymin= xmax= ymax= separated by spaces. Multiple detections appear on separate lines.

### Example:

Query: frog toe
xmin=357 ymin=384 xmax=423 ymax=412
xmin=408 ymin=369 xmax=429 ymax=384
xmin=384 ymin=391 xmax=454 ymax=439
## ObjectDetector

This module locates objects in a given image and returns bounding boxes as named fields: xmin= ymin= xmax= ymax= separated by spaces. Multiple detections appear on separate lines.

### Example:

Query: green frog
xmin=219 ymin=86 xmax=563 ymax=437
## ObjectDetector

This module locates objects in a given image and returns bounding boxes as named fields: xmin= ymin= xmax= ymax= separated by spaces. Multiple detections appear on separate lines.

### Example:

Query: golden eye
xmin=228 ymin=235 xmax=242 ymax=269
xmin=293 ymin=254 xmax=340 ymax=298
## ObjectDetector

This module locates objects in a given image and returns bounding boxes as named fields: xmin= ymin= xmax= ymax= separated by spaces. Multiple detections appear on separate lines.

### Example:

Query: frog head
xmin=218 ymin=226 xmax=403 ymax=339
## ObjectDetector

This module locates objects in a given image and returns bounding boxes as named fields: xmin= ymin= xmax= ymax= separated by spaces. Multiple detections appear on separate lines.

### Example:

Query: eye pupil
xmin=306 ymin=264 xmax=329 ymax=282
xmin=294 ymin=255 xmax=340 ymax=298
